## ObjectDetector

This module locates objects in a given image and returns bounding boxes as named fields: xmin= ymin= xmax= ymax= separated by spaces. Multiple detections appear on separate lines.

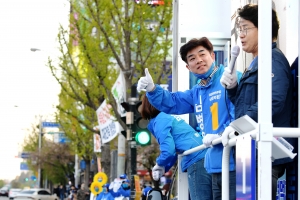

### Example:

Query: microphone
xmin=229 ymin=46 xmax=240 ymax=74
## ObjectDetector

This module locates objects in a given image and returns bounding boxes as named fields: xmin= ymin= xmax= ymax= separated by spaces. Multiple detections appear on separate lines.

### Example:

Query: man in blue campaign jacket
xmin=220 ymin=4 xmax=295 ymax=199
xmin=137 ymin=37 xmax=241 ymax=200
xmin=139 ymin=95 xmax=211 ymax=200
xmin=110 ymin=179 xmax=131 ymax=199
xmin=96 ymin=183 xmax=114 ymax=200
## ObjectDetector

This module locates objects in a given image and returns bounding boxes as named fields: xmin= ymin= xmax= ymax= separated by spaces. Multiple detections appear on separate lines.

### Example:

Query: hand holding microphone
xmin=220 ymin=46 xmax=240 ymax=89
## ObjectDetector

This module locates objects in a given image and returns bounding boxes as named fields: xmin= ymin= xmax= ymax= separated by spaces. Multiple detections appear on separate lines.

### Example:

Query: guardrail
xmin=177 ymin=116 xmax=299 ymax=200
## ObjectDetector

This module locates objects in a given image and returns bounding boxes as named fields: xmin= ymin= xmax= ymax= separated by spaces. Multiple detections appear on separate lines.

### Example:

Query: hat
xmin=119 ymin=174 xmax=127 ymax=179
xmin=122 ymin=179 xmax=130 ymax=183
xmin=103 ymin=183 xmax=110 ymax=188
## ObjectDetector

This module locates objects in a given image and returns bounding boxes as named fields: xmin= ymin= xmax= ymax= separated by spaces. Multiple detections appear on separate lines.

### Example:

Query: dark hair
xmin=140 ymin=95 xmax=160 ymax=120
xmin=179 ymin=37 xmax=214 ymax=64
xmin=103 ymin=183 xmax=110 ymax=191
xmin=237 ymin=4 xmax=279 ymax=40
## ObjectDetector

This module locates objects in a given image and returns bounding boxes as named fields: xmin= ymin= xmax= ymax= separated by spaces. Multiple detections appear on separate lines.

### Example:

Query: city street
xmin=0 ymin=197 xmax=8 ymax=200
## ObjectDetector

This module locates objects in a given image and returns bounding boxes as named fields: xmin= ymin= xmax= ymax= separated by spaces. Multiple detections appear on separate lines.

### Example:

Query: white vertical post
xmin=172 ymin=0 xmax=179 ymax=92
xmin=38 ymin=117 xmax=42 ymax=188
xmin=117 ymin=134 xmax=126 ymax=176
xmin=75 ymin=154 xmax=79 ymax=187
xmin=257 ymin=1 xmax=273 ymax=200
xmin=177 ymin=155 xmax=189 ymax=199
xmin=298 ymin=0 xmax=300 ymax=197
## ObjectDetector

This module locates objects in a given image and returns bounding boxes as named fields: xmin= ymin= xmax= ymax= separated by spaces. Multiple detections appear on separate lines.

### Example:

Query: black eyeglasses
xmin=236 ymin=27 xmax=256 ymax=36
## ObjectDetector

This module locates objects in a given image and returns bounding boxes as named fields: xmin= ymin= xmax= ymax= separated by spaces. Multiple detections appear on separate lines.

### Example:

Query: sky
xmin=0 ymin=0 xmax=70 ymax=181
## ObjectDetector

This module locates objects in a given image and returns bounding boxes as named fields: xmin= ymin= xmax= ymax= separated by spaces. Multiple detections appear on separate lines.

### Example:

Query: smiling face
xmin=185 ymin=46 xmax=215 ymax=75
xmin=238 ymin=18 xmax=258 ymax=57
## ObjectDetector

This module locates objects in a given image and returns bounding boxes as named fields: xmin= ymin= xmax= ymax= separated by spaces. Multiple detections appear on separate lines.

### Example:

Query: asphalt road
xmin=0 ymin=197 xmax=8 ymax=200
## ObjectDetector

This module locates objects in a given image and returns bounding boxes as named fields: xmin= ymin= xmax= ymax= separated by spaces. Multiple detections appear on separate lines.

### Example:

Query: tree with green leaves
xmin=47 ymin=0 xmax=173 ymax=184
xmin=0 ymin=180 xmax=5 ymax=188
xmin=22 ymin=119 xmax=75 ymax=186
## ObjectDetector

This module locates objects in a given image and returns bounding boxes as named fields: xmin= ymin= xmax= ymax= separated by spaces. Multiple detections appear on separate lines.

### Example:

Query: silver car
xmin=9 ymin=188 xmax=22 ymax=199
xmin=14 ymin=189 xmax=58 ymax=200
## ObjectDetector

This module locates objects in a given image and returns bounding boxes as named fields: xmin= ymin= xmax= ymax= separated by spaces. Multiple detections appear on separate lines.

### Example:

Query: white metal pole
xmin=257 ymin=1 xmax=272 ymax=199
xmin=117 ymin=134 xmax=126 ymax=176
xmin=298 ymin=0 xmax=300 ymax=197
xmin=177 ymin=155 xmax=189 ymax=199
xmin=38 ymin=117 xmax=42 ymax=188
xmin=75 ymin=154 xmax=79 ymax=187
xmin=172 ymin=0 xmax=179 ymax=92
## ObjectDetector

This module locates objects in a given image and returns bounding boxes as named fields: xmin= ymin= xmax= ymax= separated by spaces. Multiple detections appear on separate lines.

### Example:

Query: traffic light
xmin=133 ymin=101 xmax=151 ymax=146
xmin=135 ymin=130 xmax=151 ymax=146
xmin=25 ymin=178 xmax=29 ymax=182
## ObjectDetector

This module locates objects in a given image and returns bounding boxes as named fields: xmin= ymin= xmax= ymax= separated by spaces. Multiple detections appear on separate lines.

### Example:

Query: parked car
xmin=9 ymin=188 xmax=22 ymax=199
xmin=0 ymin=187 xmax=9 ymax=197
xmin=14 ymin=189 xmax=57 ymax=200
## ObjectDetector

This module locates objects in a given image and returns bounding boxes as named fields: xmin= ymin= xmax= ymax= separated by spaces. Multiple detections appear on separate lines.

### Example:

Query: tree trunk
xmin=101 ymin=144 xmax=111 ymax=182
xmin=84 ymin=161 xmax=90 ymax=188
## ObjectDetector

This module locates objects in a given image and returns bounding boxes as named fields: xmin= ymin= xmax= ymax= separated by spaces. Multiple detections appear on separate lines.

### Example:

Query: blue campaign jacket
xmin=147 ymin=112 xmax=206 ymax=172
xmin=147 ymin=64 xmax=241 ymax=173
xmin=110 ymin=185 xmax=130 ymax=198
xmin=227 ymin=42 xmax=295 ymax=165
xmin=96 ymin=192 xmax=114 ymax=200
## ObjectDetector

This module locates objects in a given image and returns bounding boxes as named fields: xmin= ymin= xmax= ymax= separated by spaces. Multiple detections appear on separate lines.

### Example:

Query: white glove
xmin=202 ymin=134 xmax=220 ymax=147
xmin=220 ymin=66 xmax=237 ymax=89
xmin=137 ymin=68 xmax=155 ymax=93
xmin=152 ymin=164 xmax=165 ymax=181
xmin=221 ymin=126 xmax=236 ymax=147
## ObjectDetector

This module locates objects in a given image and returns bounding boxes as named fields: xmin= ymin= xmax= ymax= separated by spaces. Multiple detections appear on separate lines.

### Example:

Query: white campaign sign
xmin=96 ymin=99 xmax=123 ymax=143
xmin=111 ymin=73 xmax=127 ymax=117
xmin=96 ymin=73 xmax=126 ymax=143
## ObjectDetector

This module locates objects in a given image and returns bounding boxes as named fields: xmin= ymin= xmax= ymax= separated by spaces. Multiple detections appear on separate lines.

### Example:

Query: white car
xmin=9 ymin=188 xmax=22 ymax=199
xmin=14 ymin=189 xmax=58 ymax=200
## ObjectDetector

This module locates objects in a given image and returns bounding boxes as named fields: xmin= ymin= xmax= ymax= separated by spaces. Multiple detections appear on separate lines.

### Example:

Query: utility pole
xmin=37 ymin=117 xmax=42 ymax=188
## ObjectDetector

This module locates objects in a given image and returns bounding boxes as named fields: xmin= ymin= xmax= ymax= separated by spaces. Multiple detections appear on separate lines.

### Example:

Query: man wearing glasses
xmin=220 ymin=4 xmax=295 ymax=200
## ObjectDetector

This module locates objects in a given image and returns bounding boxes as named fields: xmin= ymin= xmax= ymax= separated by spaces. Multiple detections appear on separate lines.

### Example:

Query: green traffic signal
xmin=25 ymin=178 xmax=29 ymax=182
xmin=135 ymin=131 xmax=151 ymax=146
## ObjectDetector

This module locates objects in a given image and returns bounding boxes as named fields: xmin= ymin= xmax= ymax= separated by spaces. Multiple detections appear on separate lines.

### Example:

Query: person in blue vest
xmin=96 ymin=183 xmax=113 ymax=200
xmin=137 ymin=37 xmax=241 ymax=200
xmin=220 ymin=4 xmax=296 ymax=199
xmin=139 ymin=94 xmax=212 ymax=200
xmin=111 ymin=179 xmax=131 ymax=198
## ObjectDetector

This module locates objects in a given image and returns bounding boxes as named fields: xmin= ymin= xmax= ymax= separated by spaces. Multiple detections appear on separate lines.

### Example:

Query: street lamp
xmin=30 ymin=48 xmax=41 ymax=52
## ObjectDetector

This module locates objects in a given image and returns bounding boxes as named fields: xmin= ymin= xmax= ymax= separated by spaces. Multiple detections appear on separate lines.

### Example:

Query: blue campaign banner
xmin=20 ymin=162 xmax=29 ymax=170
xmin=286 ymin=142 xmax=298 ymax=200
xmin=236 ymin=135 xmax=256 ymax=200
xmin=80 ymin=160 xmax=86 ymax=170
xmin=42 ymin=122 xmax=60 ymax=128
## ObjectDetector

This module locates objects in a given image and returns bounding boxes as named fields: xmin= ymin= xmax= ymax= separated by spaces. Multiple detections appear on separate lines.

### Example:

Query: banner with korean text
xmin=96 ymin=73 xmax=126 ymax=143
xmin=96 ymin=100 xmax=123 ymax=143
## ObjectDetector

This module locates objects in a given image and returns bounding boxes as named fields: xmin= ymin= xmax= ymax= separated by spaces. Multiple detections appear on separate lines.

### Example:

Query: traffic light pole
xmin=130 ymin=140 xmax=137 ymax=200
xmin=130 ymin=141 xmax=137 ymax=175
